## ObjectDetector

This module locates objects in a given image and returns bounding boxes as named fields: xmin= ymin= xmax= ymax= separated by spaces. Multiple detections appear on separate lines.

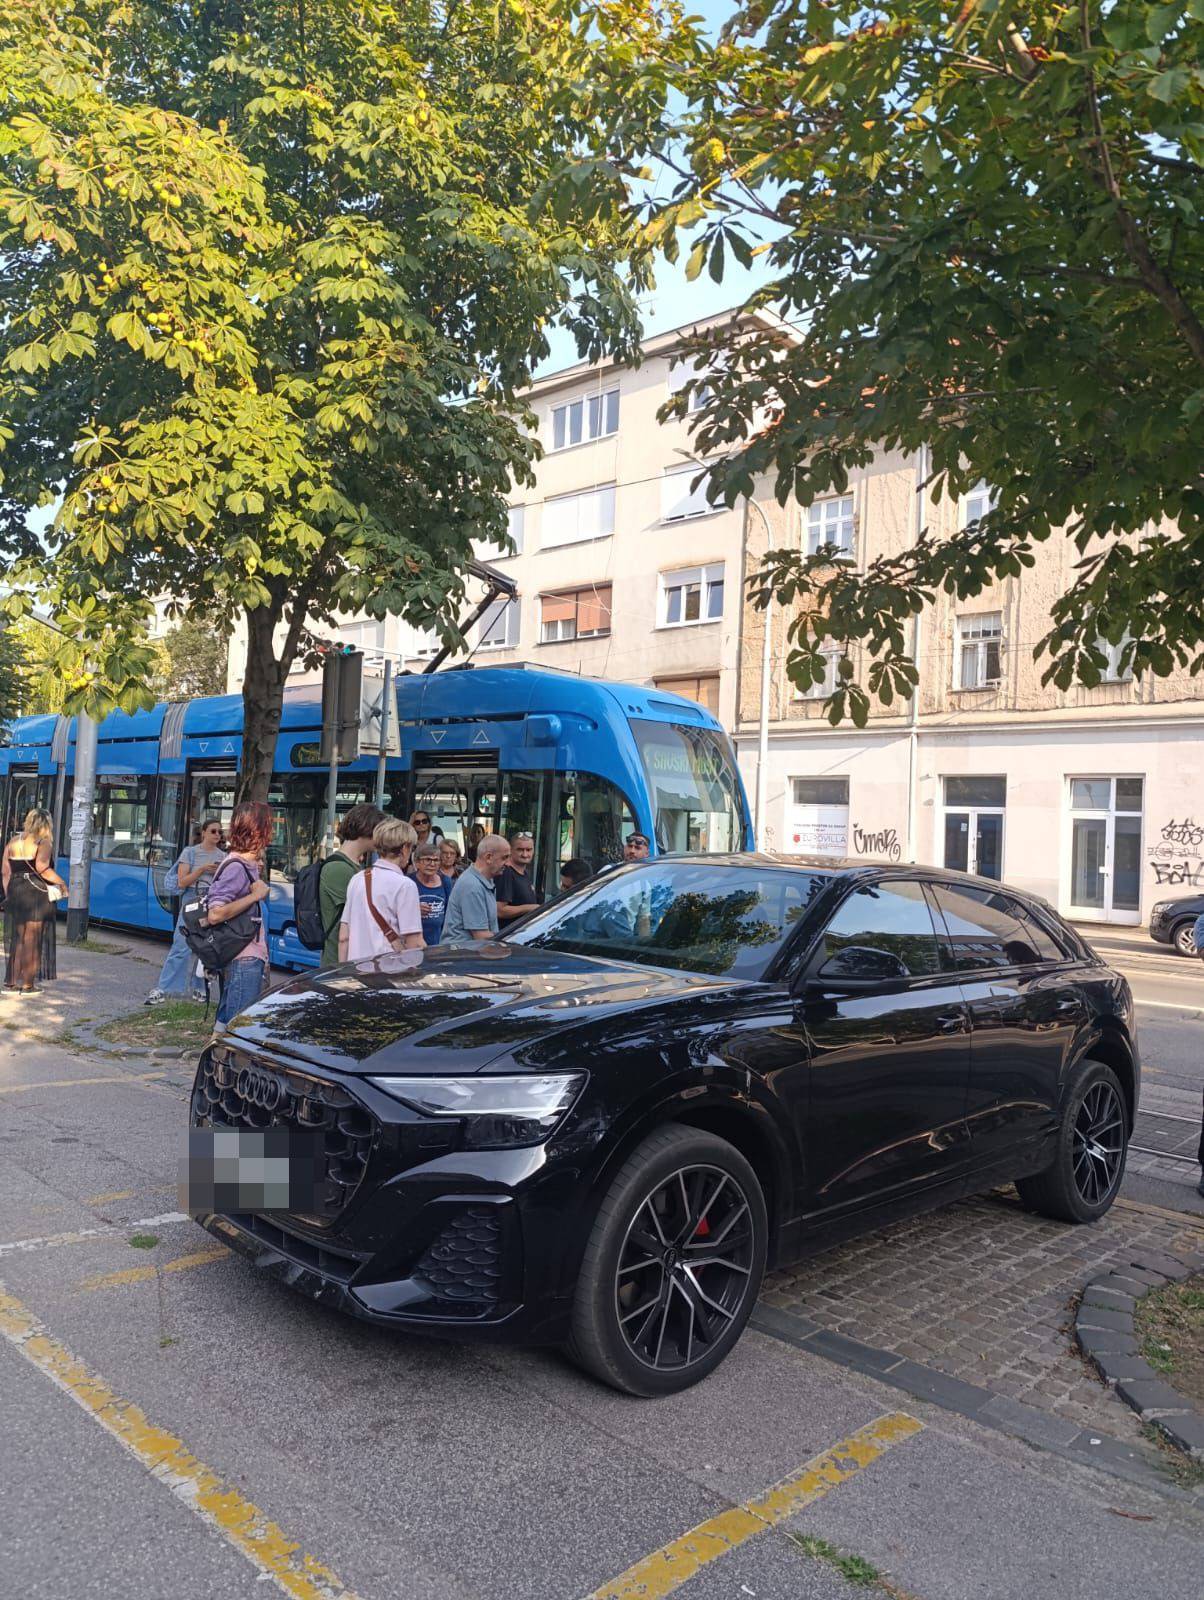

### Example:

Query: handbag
xmin=181 ymin=858 xmax=261 ymax=973
xmin=364 ymin=868 xmax=401 ymax=948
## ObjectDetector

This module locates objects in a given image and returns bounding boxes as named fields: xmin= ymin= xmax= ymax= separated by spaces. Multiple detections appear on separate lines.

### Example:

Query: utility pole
xmin=66 ymin=710 xmax=97 ymax=943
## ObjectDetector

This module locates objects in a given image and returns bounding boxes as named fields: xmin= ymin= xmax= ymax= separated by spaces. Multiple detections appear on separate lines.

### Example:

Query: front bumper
xmin=188 ymin=1042 xmax=584 ymax=1344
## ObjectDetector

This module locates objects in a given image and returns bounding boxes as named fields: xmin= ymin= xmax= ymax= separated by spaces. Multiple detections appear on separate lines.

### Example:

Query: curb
xmin=1075 ymin=1248 xmax=1204 ymax=1461
xmin=752 ymin=1304 xmax=1201 ymax=1502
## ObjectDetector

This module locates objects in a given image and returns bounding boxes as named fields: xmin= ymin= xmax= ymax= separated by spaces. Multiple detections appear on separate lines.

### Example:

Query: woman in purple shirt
xmin=205 ymin=801 xmax=273 ymax=1029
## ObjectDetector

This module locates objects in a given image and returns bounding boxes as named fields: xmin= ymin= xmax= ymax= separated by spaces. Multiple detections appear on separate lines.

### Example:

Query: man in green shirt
xmin=319 ymin=803 xmax=386 ymax=966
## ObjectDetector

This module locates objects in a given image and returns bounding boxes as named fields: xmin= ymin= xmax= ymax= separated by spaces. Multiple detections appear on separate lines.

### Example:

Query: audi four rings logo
xmin=236 ymin=1067 xmax=290 ymax=1110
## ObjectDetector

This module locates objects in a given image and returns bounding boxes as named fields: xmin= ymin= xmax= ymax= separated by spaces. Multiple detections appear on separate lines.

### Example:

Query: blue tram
xmin=0 ymin=665 xmax=752 ymax=968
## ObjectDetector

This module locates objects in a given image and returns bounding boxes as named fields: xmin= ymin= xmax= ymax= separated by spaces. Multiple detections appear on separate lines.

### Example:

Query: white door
xmin=1068 ymin=777 xmax=1144 ymax=924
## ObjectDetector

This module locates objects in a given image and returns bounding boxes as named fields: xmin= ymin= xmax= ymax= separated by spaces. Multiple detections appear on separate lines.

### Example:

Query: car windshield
xmin=509 ymin=863 xmax=830 ymax=979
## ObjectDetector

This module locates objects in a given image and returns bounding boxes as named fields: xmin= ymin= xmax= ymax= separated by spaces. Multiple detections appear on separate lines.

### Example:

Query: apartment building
xmin=734 ymin=449 xmax=1203 ymax=929
xmin=227 ymin=311 xmax=774 ymax=728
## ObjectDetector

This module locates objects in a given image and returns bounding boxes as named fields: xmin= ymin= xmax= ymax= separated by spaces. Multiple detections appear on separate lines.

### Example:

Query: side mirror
xmin=805 ymin=945 xmax=911 ymax=995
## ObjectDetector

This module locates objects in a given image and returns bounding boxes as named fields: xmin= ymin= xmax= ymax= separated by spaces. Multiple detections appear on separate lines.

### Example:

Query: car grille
xmin=412 ymin=1207 xmax=503 ymax=1307
xmin=192 ymin=1047 xmax=376 ymax=1224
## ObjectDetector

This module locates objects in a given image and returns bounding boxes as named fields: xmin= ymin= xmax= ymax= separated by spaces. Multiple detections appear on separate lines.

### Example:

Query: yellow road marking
xmin=0 ymin=1281 xmax=361 ymax=1600
xmin=85 ymin=1190 xmax=136 ymax=1206
xmin=0 ymin=1071 xmax=167 ymax=1094
xmin=80 ymin=1245 xmax=230 ymax=1292
xmin=585 ymin=1411 xmax=923 ymax=1600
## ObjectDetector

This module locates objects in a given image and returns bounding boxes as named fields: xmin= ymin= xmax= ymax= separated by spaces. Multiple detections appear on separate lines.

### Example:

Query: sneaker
xmin=144 ymin=989 xmax=168 ymax=1007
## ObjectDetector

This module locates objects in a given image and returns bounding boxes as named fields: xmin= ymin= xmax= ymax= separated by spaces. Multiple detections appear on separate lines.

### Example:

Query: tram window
xmin=555 ymin=771 xmax=635 ymax=874
xmin=263 ymin=774 xmax=376 ymax=880
xmin=95 ymin=779 xmax=151 ymax=863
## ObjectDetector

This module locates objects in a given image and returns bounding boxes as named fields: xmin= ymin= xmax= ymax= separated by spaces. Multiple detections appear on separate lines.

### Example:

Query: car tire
xmin=565 ymin=1123 xmax=768 ymax=1397
xmin=1172 ymin=921 xmax=1198 ymax=957
xmin=1015 ymin=1058 xmax=1129 ymax=1224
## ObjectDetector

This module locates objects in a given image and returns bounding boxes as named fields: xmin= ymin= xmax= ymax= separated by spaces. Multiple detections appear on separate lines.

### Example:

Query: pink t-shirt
xmin=340 ymin=859 xmax=422 ymax=960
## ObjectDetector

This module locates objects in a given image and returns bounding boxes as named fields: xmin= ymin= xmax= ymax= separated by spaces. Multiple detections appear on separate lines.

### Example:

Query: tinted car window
xmin=511 ymin=863 xmax=829 ymax=979
xmin=1013 ymin=905 xmax=1067 ymax=964
xmin=930 ymin=884 xmax=1050 ymax=971
xmin=817 ymin=881 xmax=942 ymax=977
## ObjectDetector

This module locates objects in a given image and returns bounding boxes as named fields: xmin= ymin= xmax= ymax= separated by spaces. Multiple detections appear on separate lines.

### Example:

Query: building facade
xmin=734 ymin=448 xmax=1203 ymax=929
xmin=226 ymin=312 xmax=772 ymax=730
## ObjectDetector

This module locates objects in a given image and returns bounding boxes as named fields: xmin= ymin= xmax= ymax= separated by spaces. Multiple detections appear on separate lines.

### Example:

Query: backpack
xmin=292 ymin=855 xmax=338 ymax=950
xmin=180 ymin=857 xmax=261 ymax=974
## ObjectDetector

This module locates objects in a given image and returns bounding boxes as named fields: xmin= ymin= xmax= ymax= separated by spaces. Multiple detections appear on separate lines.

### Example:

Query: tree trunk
xmin=236 ymin=606 xmax=288 ymax=805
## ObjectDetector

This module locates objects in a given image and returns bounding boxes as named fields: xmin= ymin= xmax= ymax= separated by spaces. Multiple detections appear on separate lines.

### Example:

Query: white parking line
xmin=1136 ymin=999 xmax=1204 ymax=1014
xmin=0 ymin=1212 xmax=189 ymax=1257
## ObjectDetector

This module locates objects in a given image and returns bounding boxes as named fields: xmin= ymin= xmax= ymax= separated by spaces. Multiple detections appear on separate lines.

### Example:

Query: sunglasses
xmin=412 ymin=816 xmax=430 ymax=825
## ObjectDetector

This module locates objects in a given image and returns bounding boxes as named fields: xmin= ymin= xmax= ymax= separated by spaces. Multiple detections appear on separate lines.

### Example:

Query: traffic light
xmin=319 ymin=646 xmax=363 ymax=763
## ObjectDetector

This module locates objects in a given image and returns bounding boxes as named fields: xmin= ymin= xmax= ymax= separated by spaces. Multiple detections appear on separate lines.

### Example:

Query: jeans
xmin=156 ymin=916 xmax=205 ymax=998
xmin=216 ymin=957 xmax=266 ymax=1028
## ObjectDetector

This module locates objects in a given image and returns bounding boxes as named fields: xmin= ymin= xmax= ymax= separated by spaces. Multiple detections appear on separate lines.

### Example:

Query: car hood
xmin=224 ymin=943 xmax=741 ymax=1074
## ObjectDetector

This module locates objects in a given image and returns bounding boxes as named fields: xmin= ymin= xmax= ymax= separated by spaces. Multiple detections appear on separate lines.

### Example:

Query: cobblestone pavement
xmin=762 ymin=1192 xmax=1204 ymax=1442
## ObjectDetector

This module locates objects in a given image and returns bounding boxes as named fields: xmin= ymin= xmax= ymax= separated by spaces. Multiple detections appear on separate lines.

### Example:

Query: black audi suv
xmin=1148 ymin=892 xmax=1203 ymax=956
xmin=188 ymin=856 xmax=1138 ymax=1396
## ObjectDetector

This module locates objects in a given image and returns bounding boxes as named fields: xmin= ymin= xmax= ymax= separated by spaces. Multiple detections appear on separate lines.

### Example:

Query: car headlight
xmin=368 ymin=1073 xmax=585 ymax=1149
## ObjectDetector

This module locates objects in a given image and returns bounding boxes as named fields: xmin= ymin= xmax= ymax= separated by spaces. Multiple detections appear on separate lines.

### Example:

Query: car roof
xmin=649 ymin=851 xmax=1020 ymax=892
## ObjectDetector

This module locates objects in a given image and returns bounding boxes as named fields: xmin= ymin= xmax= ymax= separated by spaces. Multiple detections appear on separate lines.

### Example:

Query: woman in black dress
xmin=2 ymin=808 xmax=66 ymax=992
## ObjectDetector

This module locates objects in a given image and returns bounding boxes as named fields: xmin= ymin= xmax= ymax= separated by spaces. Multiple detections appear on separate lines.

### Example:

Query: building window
xmin=805 ymin=496 xmax=855 ymax=558
xmin=654 ymin=674 xmax=720 ymax=716
xmin=399 ymin=622 xmax=439 ymax=660
xmin=660 ymin=564 xmax=724 ymax=627
xmin=667 ymin=357 xmax=713 ymax=413
xmin=541 ymin=484 xmax=615 ymax=549
xmin=661 ymin=461 xmax=717 ymax=522
xmin=540 ymin=585 xmax=612 ymax=643
xmin=795 ymin=647 xmax=841 ymax=700
xmin=476 ymin=505 xmax=524 ymax=563
xmin=1098 ymin=634 xmax=1133 ymax=683
xmin=956 ymin=612 xmax=1003 ymax=689
xmin=962 ymin=482 xmax=997 ymax=528
xmin=477 ymin=597 xmax=520 ymax=651
xmin=787 ymin=776 xmax=849 ymax=856
xmin=550 ymin=388 xmax=619 ymax=452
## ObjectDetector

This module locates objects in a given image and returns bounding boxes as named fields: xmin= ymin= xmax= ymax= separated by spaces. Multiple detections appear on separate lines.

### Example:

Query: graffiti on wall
xmin=1150 ymin=859 xmax=1204 ymax=887
xmin=852 ymin=823 xmax=903 ymax=863
xmin=1146 ymin=816 xmax=1204 ymax=888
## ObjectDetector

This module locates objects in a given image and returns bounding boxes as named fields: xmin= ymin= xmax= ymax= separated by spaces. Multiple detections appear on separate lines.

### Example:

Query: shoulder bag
xmin=364 ymin=868 xmax=400 ymax=948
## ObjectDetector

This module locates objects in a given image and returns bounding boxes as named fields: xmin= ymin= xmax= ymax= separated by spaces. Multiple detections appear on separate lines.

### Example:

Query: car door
xmin=800 ymin=877 xmax=973 ymax=1215
xmin=926 ymin=882 xmax=1085 ymax=1169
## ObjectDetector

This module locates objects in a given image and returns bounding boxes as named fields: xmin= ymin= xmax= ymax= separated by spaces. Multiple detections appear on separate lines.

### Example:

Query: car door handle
xmin=935 ymin=1011 xmax=966 ymax=1034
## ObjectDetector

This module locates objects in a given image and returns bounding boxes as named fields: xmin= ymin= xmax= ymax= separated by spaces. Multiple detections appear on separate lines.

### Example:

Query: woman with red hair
xmin=205 ymin=801 xmax=273 ymax=1028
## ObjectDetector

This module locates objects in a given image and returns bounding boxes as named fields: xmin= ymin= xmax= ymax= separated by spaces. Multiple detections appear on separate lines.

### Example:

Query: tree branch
xmin=1079 ymin=1 xmax=1204 ymax=370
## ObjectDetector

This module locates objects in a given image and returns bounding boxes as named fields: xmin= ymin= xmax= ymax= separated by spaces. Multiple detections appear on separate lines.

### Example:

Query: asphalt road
xmin=1082 ymin=928 xmax=1203 ymax=1215
xmin=1 ymin=934 xmax=1202 ymax=1600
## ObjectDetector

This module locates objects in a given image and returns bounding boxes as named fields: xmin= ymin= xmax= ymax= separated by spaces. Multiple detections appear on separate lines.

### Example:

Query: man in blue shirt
xmin=443 ymin=834 xmax=510 ymax=946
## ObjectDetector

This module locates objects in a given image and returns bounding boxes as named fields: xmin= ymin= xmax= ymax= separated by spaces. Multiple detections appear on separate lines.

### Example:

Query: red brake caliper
xmin=693 ymin=1214 xmax=711 ymax=1238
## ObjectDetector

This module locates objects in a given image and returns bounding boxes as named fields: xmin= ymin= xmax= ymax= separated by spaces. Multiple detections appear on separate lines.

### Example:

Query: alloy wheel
xmin=614 ymin=1163 xmax=756 ymax=1373
xmin=1173 ymin=923 xmax=1197 ymax=957
xmin=1071 ymin=1082 xmax=1125 ymax=1206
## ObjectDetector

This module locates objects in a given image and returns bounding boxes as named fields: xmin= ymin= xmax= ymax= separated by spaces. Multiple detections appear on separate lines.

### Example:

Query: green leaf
xmin=1148 ymin=66 xmax=1190 ymax=103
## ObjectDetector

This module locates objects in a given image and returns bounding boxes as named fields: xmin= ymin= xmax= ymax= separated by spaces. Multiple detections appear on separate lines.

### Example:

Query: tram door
xmin=1 ymin=766 xmax=43 ymax=848
xmin=408 ymin=761 xmax=557 ymax=892
xmin=149 ymin=766 xmax=237 ymax=928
